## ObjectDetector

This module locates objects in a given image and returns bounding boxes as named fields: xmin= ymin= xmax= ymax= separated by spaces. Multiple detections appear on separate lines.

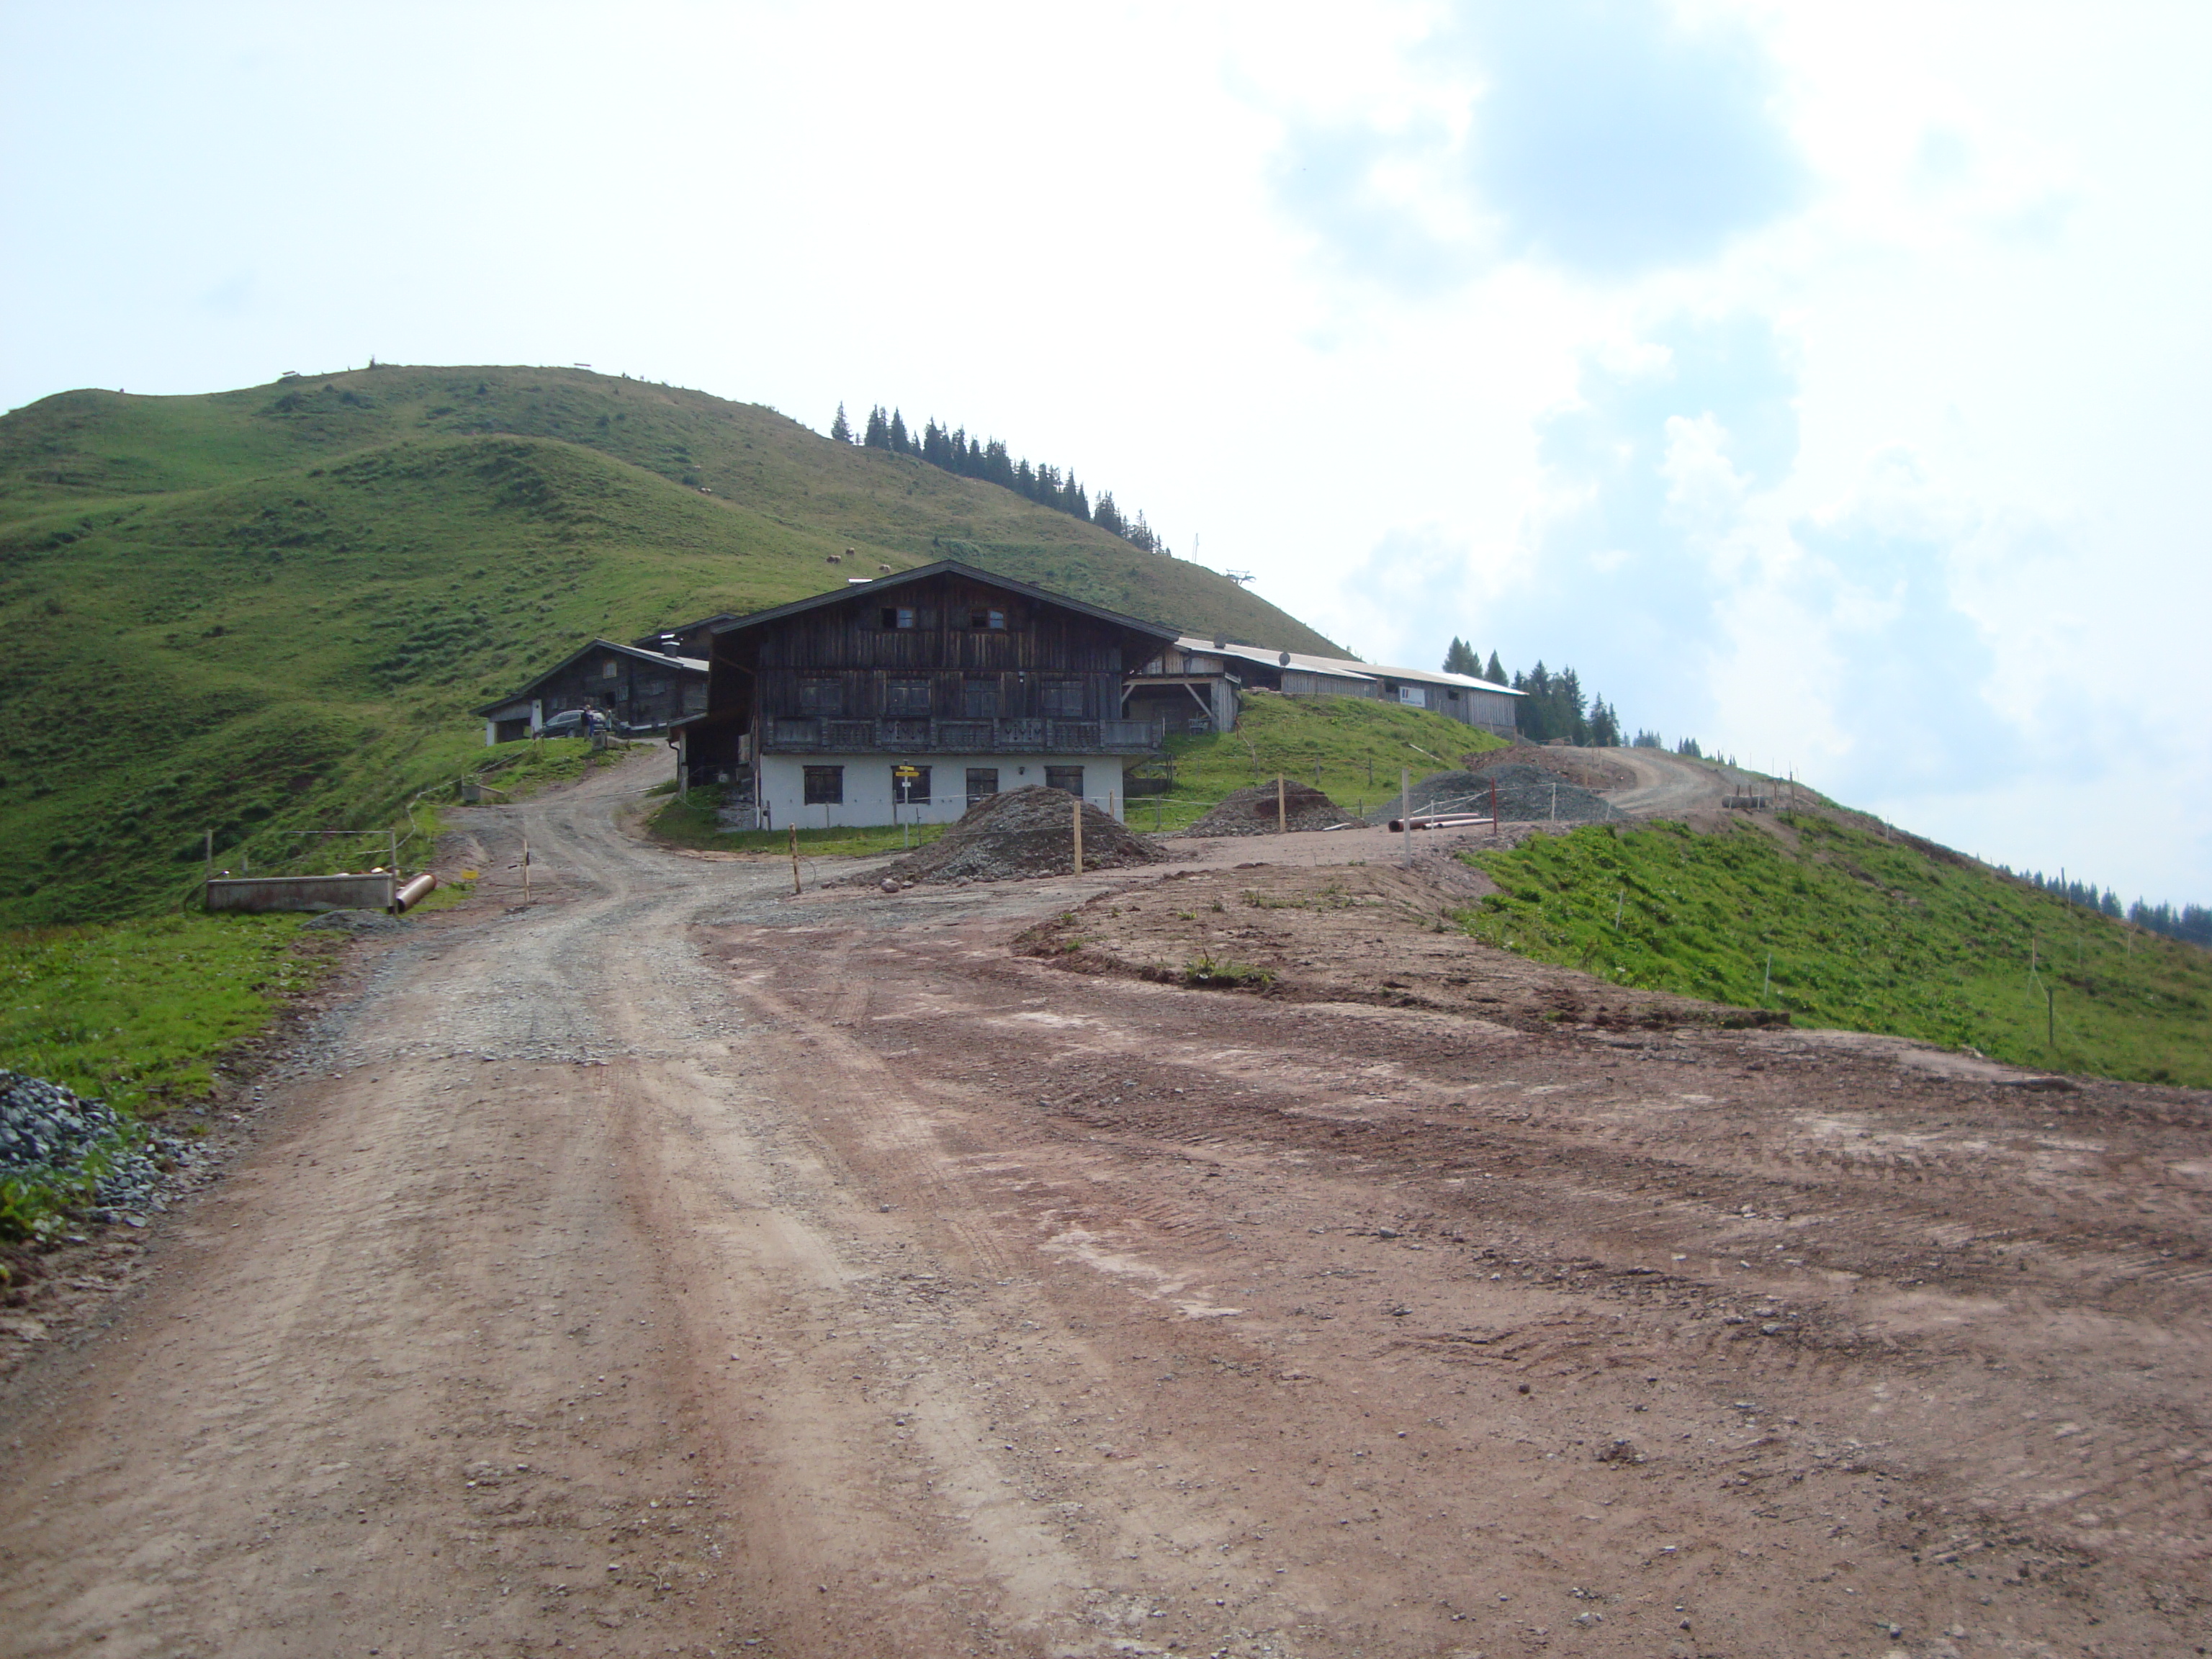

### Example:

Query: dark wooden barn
xmin=677 ymin=562 xmax=1176 ymax=827
xmin=474 ymin=639 xmax=709 ymax=744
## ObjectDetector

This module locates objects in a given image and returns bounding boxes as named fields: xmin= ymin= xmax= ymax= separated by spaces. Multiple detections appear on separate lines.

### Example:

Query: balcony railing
xmin=765 ymin=716 xmax=1161 ymax=755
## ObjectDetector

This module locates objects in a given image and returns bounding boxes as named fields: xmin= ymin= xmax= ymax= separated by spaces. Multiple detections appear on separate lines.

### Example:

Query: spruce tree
xmin=888 ymin=409 xmax=909 ymax=452
xmin=1485 ymin=649 xmax=1506 ymax=685
xmin=864 ymin=405 xmax=889 ymax=448
xmin=830 ymin=402 xmax=851 ymax=443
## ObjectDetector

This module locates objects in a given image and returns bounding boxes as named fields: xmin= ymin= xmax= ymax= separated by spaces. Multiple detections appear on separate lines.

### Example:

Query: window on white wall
xmin=1398 ymin=685 xmax=1427 ymax=706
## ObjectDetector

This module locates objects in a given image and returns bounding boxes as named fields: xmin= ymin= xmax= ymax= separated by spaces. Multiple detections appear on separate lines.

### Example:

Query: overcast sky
xmin=5 ymin=1 xmax=2207 ymax=900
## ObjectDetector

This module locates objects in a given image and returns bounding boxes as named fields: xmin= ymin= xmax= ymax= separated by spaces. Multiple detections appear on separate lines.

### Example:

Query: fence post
xmin=790 ymin=825 xmax=801 ymax=895
xmin=1277 ymin=774 xmax=1287 ymax=835
xmin=1072 ymin=796 xmax=1084 ymax=875
xmin=1401 ymin=767 xmax=1411 ymax=863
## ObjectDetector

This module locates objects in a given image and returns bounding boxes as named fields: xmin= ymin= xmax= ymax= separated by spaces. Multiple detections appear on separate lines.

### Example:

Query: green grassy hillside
xmin=1459 ymin=814 xmax=2212 ymax=1088
xmin=0 ymin=365 xmax=1339 ymax=925
xmin=1143 ymin=691 xmax=1509 ymax=830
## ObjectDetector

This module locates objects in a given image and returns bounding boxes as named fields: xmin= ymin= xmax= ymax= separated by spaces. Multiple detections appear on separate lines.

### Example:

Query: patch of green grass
xmin=645 ymin=793 xmax=948 ymax=860
xmin=1180 ymin=953 xmax=1275 ymax=989
xmin=1123 ymin=692 xmax=1509 ymax=832
xmin=1458 ymin=815 xmax=2212 ymax=1087
xmin=0 ymin=914 xmax=335 ymax=1115
xmin=0 ymin=364 xmax=1334 ymax=925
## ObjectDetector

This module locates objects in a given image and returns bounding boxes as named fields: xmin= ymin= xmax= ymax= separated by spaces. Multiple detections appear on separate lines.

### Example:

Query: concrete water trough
xmin=204 ymin=873 xmax=398 ymax=914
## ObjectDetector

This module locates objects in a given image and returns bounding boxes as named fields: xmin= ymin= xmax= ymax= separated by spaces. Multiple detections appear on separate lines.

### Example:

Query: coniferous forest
xmin=832 ymin=402 xmax=1172 ymax=557
xmin=1442 ymin=637 xmax=1622 ymax=747
xmin=1995 ymin=868 xmax=2212 ymax=950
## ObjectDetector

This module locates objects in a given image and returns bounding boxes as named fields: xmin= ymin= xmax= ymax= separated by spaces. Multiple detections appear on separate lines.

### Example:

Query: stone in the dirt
xmin=1182 ymin=779 xmax=1359 ymax=837
xmin=867 ymin=787 xmax=1169 ymax=886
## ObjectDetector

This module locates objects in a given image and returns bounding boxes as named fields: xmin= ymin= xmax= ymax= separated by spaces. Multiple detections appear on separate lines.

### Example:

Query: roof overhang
xmin=709 ymin=560 xmax=1181 ymax=652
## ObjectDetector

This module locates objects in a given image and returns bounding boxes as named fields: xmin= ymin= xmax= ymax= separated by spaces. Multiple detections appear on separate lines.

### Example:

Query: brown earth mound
xmin=1182 ymin=779 xmax=1361 ymax=837
xmin=871 ymin=786 xmax=1169 ymax=885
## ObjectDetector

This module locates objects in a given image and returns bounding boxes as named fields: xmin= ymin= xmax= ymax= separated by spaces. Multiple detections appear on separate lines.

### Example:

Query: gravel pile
xmin=871 ymin=787 xmax=1169 ymax=886
xmin=0 ymin=1070 xmax=182 ymax=1221
xmin=1403 ymin=763 xmax=1626 ymax=824
xmin=301 ymin=909 xmax=406 ymax=933
xmin=1182 ymin=780 xmax=1362 ymax=837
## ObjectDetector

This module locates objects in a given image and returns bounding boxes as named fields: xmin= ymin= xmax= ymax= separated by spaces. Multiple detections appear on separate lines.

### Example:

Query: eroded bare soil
xmin=3 ymin=754 xmax=2208 ymax=1659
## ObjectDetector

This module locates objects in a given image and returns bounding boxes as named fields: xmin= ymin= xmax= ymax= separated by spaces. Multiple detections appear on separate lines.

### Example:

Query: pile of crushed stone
xmin=1403 ymin=763 xmax=1626 ymax=824
xmin=300 ymin=908 xmax=406 ymax=933
xmin=1182 ymin=779 xmax=1362 ymax=837
xmin=871 ymin=786 xmax=1171 ymax=886
xmin=1 ymin=1070 xmax=185 ymax=1224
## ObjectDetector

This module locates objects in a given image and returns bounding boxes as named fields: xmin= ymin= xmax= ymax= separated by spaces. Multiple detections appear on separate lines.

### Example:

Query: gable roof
xmin=472 ymin=637 xmax=707 ymax=715
xmin=708 ymin=559 xmax=1181 ymax=646
xmin=631 ymin=612 xmax=737 ymax=647
xmin=1169 ymin=637 xmax=1523 ymax=696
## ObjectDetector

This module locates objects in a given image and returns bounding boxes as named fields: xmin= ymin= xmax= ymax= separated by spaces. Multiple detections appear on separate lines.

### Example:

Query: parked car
xmin=539 ymin=709 xmax=591 ymax=737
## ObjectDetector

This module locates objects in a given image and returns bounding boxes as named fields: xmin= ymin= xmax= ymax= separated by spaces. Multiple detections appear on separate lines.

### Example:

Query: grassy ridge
xmin=1460 ymin=815 xmax=2212 ymax=1087
xmin=0 ymin=365 xmax=1336 ymax=926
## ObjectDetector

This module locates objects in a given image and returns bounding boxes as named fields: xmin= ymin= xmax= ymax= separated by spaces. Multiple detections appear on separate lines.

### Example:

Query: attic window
xmin=881 ymin=606 xmax=916 ymax=629
xmin=602 ymin=660 xmax=620 ymax=678
xmin=970 ymin=608 xmax=1006 ymax=630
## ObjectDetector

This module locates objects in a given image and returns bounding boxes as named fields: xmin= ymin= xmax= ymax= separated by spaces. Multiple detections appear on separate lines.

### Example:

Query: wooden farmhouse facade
xmin=678 ymin=562 xmax=1177 ymax=828
xmin=1125 ymin=637 xmax=1522 ymax=739
xmin=474 ymin=638 xmax=709 ymax=743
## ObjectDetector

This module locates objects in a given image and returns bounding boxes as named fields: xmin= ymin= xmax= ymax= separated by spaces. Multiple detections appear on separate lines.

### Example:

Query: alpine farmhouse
xmin=677 ymin=562 xmax=1177 ymax=830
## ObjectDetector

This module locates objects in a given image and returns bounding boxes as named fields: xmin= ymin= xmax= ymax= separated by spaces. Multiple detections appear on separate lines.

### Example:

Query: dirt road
xmin=1595 ymin=749 xmax=1732 ymax=819
xmin=4 ymin=754 xmax=2209 ymax=1658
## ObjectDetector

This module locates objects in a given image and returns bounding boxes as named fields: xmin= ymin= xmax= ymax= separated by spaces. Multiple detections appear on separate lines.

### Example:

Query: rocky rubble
xmin=1181 ymin=779 xmax=1361 ymax=837
xmin=1405 ymin=763 xmax=1625 ymax=824
xmin=868 ymin=786 xmax=1170 ymax=886
xmin=0 ymin=1070 xmax=192 ymax=1225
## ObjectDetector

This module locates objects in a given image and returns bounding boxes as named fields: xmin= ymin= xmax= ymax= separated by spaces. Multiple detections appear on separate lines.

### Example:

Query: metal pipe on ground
xmin=393 ymin=873 xmax=439 ymax=912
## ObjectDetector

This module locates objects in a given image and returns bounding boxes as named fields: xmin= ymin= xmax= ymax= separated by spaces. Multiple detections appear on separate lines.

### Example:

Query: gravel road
xmin=4 ymin=749 xmax=2208 ymax=1658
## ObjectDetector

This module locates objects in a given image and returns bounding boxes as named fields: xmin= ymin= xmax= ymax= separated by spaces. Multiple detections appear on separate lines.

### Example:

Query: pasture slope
xmin=0 ymin=364 xmax=1330 ymax=926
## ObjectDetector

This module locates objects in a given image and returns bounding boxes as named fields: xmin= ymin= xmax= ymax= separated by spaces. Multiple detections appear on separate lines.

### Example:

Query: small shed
xmin=474 ymin=638 xmax=709 ymax=744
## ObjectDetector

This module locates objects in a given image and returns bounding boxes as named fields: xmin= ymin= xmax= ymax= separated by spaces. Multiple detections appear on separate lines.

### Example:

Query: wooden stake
xmin=1400 ymin=767 xmax=1411 ymax=863
xmin=1072 ymin=796 xmax=1084 ymax=875
xmin=1277 ymin=774 xmax=1287 ymax=834
xmin=521 ymin=835 xmax=531 ymax=903
xmin=789 ymin=824 xmax=801 ymax=895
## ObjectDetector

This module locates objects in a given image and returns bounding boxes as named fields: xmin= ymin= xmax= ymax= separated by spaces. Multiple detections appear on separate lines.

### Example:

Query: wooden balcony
xmin=763 ymin=716 xmax=1161 ymax=755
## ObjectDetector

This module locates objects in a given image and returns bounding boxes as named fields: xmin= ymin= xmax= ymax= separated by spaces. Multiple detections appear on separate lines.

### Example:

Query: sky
xmin=4 ymin=1 xmax=2208 ymax=902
